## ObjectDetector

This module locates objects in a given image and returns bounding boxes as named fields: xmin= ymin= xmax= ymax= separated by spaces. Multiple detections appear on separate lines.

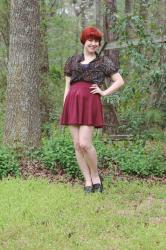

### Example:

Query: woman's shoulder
xmin=98 ymin=54 xmax=119 ymax=75
xmin=99 ymin=54 xmax=113 ymax=63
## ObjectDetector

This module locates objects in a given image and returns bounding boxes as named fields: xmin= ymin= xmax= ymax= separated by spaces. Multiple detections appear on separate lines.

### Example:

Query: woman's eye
xmin=88 ymin=39 xmax=99 ymax=43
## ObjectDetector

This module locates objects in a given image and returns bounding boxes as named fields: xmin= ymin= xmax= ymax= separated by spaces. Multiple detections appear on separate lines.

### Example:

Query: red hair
xmin=80 ymin=27 xmax=102 ymax=45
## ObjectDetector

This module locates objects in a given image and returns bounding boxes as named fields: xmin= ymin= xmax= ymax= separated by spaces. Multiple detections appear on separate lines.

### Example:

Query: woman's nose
xmin=92 ymin=41 xmax=97 ymax=45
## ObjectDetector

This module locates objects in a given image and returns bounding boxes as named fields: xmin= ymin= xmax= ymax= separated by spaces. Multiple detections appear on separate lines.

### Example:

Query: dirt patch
xmin=19 ymin=158 xmax=166 ymax=184
xmin=149 ymin=217 xmax=166 ymax=224
xmin=19 ymin=158 xmax=77 ymax=184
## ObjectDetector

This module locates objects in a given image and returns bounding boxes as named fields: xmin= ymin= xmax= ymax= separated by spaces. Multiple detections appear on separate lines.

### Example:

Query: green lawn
xmin=0 ymin=178 xmax=165 ymax=250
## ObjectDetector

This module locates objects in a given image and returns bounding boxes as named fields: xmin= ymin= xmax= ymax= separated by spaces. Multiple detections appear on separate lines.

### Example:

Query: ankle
xmin=92 ymin=176 xmax=101 ymax=185
xmin=85 ymin=179 xmax=92 ymax=187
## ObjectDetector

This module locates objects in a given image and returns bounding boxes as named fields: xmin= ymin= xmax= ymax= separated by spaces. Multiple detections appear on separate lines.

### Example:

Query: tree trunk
xmin=158 ymin=0 xmax=166 ymax=110
xmin=40 ymin=0 xmax=49 ymax=76
xmin=72 ymin=0 xmax=94 ymax=29
xmin=139 ymin=0 xmax=149 ymax=33
xmin=0 ymin=0 xmax=10 ymax=58
xmin=125 ymin=0 xmax=133 ymax=13
xmin=139 ymin=0 xmax=149 ymax=19
xmin=80 ymin=0 xmax=88 ymax=28
xmin=3 ymin=0 xmax=41 ymax=148
xmin=95 ymin=0 xmax=101 ymax=29
xmin=103 ymin=0 xmax=119 ymax=134
xmin=149 ymin=0 xmax=166 ymax=109
xmin=104 ymin=0 xmax=119 ymax=67
xmin=40 ymin=0 xmax=50 ymax=123
xmin=125 ymin=0 xmax=135 ymax=39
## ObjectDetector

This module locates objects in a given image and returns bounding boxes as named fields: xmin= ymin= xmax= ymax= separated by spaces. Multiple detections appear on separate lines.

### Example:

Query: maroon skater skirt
xmin=60 ymin=81 xmax=103 ymax=128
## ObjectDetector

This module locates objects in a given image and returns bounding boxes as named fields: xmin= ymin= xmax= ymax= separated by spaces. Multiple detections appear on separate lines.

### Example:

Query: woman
xmin=61 ymin=27 xmax=124 ymax=193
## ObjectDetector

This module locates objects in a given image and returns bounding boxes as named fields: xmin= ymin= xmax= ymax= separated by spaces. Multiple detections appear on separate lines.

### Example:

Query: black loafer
xmin=93 ymin=183 xmax=103 ymax=193
xmin=84 ymin=186 xmax=93 ymax=193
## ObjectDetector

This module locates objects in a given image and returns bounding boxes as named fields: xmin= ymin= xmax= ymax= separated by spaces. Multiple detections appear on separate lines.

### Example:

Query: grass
xmin=0 ymin=178 xmax=165 ymax=250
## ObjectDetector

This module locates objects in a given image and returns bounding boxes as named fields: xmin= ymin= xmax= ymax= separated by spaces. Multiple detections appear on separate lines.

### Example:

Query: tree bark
xmin=149 ymin=0 xmax=166 ymax=109
xmin=0 ymin=0 xmax=10 ymax=58
xmin=125 ymin=0 xmax=135 ymax=39
xmin=103 ymin=0 xmax=119 ymax=134
xmin=39 ymin=0 xmax=50 ymax=123
xmin=157 ymin=0 xmax=166 ymax=110
xmin=3 ymin=0 xmax=41 ymax=148
xmin=80 ymin=0 xmax=88 ymax=28
xmin=72 ymin=0 xmax=94 ymax=29
xmin=104 ymin=0 xmax=119 ymax=67
xmin=139 ymin=0 xmax=149 ymax=33
xmin=125 ymin=0 xmax=133 ymax=14
xmin=95 ymin=0 xmax=101 ymax=29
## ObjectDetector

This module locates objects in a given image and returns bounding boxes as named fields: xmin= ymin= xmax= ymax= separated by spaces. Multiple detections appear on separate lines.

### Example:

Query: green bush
xmin=31 ymin=131 xmax=82 ymax=178
xmin=110 ymin=140 xmax=166 ymax=177
xmin=29 ymin=131 xmax=166 ymax=178
xmin=0 ymin=147 xmax=20 ymax=179
xmin=49 ymin=65 xmax=61 ymax=80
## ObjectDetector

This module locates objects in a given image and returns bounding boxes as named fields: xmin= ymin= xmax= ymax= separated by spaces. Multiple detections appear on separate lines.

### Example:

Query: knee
xmin=74 ymin=142 xmax=81 ymax=152
xmin=79 ymin=142 xmax=91 ymax=152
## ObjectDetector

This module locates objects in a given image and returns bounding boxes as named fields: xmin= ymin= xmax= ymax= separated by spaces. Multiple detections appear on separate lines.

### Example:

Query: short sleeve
xmin=64 ymin=56 xmax=72 ymax=77
xmin=103 ymin=56 xmax=119 ymax=77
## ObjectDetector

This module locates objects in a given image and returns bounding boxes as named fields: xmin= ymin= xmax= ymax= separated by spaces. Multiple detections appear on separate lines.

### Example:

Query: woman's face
xmin=84 ymin=38 xmax=100 ymax=54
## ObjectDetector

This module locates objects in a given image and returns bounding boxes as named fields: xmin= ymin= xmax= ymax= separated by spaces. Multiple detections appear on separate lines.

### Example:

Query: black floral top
xmin=64 ymin=53 xmax=119 ymax=86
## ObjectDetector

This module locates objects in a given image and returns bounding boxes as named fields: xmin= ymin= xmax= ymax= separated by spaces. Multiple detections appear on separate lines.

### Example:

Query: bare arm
xmin=63 ymin=76 xmax=71 ymax=103
xmin=90 ymin=72 xmax=124 ymax=96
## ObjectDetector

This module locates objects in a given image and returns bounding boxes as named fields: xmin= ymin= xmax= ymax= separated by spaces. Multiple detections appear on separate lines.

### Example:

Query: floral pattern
xmin=64 ymin=53 xmax=119 ymax=85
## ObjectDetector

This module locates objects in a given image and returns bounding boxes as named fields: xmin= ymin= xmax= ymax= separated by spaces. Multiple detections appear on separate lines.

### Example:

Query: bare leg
xmin=79 ymin=126 xmax=101 ymax=185
xmin=69 ymin=126 xmax=92 ymax=186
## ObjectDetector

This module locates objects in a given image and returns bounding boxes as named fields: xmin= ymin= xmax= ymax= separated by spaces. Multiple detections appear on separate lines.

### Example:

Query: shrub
xmin=0 ymin=147 xmax=20 ymax=179
xmin=28 ymin=131 xmax=166 ymax=178
xmin=110 ymin=140 xmax=166 ymax=177
xmin=32 ymin=131 xmax=82 ymax=178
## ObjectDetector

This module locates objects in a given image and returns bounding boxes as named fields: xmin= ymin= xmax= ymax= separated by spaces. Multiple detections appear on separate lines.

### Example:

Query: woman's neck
xmin=83 ymin=49 xmax=96 ymax=62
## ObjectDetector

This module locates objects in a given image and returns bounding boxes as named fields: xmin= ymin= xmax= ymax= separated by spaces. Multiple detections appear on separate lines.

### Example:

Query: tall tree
xmin=147 ymin=0 xmax=166 ymax=110
xmin=155 ymin=0 xmax=166 ymax=110
xmin=72 ymin=0 xmax=94 ymax=29
xmin=95 ymin=0 xmax=102 ymax=29
xmin=139 ymin=0 xmax=148 ymax=19
xmin=103 ymin=0 xmax=119 ymax=133
xmin=0 ymin=0 xmax=10 ymax=61
xmin=39 ymin=0 xmax=50 ymax=123
xmin=72 ymin=0 xmax=94 ymax=52
xmin=125 ymin=0 xmax=135 ymax=39
xmin=80 ymin=0 xmax=88 ymax=28
xmin=139 ymin=0 xmax=149 ymax=33
xmin=3 ymin=0 xmax=41 ymax=148
xmin=104 ymin=0 xmax=119 ymax=68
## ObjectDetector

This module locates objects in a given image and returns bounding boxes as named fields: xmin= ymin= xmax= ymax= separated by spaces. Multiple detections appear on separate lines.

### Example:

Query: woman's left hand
xmin=90 ymin=84 xmax=105 ymax=96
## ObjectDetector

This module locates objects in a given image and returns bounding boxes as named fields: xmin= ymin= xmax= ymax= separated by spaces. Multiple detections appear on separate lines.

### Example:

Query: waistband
xmin=71 ymin=81 xmax=93 ymax=85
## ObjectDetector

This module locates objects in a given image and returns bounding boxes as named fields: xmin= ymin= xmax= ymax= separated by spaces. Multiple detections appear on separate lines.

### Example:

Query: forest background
xmin=0 ymin=0 xmax=166 ymax=180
